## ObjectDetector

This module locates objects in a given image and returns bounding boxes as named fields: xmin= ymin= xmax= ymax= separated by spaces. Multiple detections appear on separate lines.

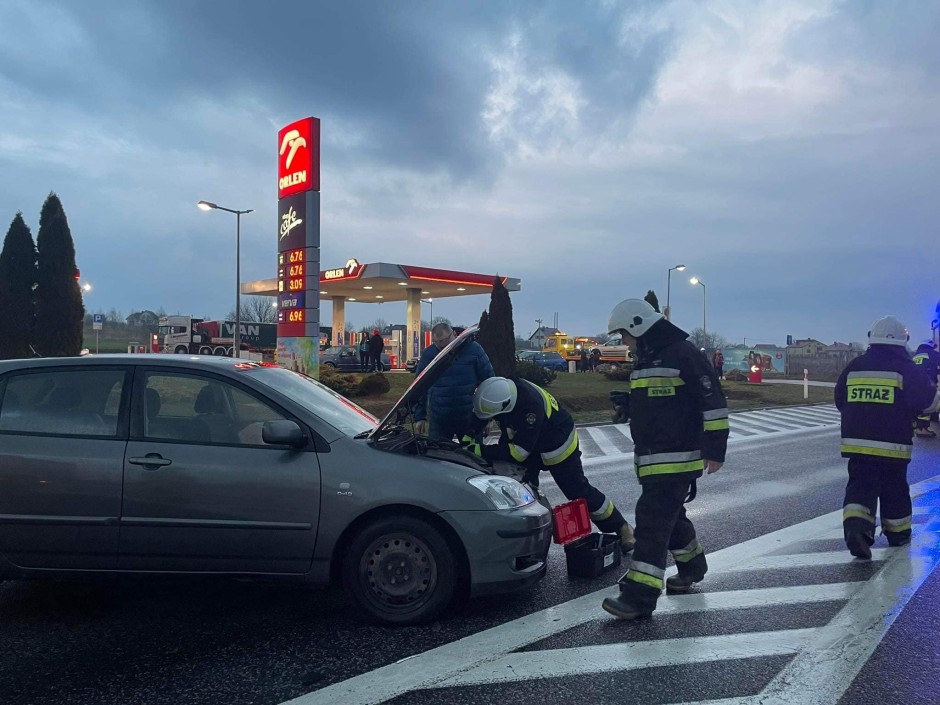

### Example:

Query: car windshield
xmin=247 ymin=366 xmax=377 ymax=437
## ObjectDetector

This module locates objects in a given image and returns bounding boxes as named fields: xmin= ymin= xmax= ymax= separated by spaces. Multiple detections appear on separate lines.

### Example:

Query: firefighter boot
xmin=914 ymin=427 xmax=937 ymax=438
xmin=601 ymin=589 xmax=653 ymax=620
xmin=619 ymin=523 xmax=636 ymax=553
xmin=666 ymin=561 xmax=708 ymax=594
xmin=846 ymin=532 xmax=873 ymax=560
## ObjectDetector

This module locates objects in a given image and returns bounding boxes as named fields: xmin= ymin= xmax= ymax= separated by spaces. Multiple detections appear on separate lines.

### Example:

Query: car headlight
xmin=467 ymin=476 xmax=535 ymax=510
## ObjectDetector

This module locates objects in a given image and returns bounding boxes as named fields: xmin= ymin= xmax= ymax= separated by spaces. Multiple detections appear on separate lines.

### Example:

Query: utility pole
xmin=535 ymin=318 xmax=543 ymax=350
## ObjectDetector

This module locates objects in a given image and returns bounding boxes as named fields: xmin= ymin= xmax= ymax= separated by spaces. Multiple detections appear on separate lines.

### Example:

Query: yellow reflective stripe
xmin=590 ymin=498 xmax=615 ymax=521
xmin=508 ymin=443 xmax=530 ymax=462
xmin=914 ymin=355 xmax=928 ymax=365
xmin=672 ymin=540 xmax=703 ymax=563
xmin=542 ymin=429 xmax=578 ymax=466
xmin=843 ymin=509 xmax=876 ymax=524
xmin=846 ymin=377 xmax=902 ymax=388
xmin=840 ymin=444 xmax=912 ymax=460
xmin=882 ymin=517 xmax=912 ymax=532
xmin=631 ymin=377 xmax=685 ymax=390
xmin=534 ymin=385 xmax=558 ymax=418
xmin=704 ymin=419 xmax=730 ymax=431
xmin=625 ymin=569 xmax=664 ymax=590
xmin=637 ymin=460 xmax=704 ymax=478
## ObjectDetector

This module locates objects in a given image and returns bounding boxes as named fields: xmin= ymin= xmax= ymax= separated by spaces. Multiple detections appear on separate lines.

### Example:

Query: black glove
xmin=610 ymin=390 xmax=630 ymax=424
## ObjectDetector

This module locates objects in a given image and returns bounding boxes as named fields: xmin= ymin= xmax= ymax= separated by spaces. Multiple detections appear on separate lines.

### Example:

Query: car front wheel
xmin=342 ymin=515 xmax=456 ymax=626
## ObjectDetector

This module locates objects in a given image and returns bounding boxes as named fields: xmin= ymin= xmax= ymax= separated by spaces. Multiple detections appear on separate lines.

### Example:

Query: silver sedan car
xmin=0 ymin=328 xmax=552 ymax=625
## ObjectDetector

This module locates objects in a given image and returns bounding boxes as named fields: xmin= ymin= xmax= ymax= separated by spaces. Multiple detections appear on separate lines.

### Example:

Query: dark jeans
xmin=359 ymin=352 xmax=370 ymax=371
xmin=616 ymin=477 xmax=706 ymax=612
xmin=843 ymin=457 xmax=912 ymax=545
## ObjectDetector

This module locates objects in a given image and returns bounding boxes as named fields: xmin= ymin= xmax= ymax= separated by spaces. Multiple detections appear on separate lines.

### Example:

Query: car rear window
xmin=0 ymin=369 xmax=126 ymax=437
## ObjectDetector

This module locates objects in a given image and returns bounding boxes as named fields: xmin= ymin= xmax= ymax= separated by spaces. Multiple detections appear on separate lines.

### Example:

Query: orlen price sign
xmin=278 ymin=117 xmax=320 ymax=198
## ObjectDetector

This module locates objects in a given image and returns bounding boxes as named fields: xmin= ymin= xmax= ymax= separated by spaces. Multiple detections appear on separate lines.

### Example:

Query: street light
xmin=197 ymin=200 xmax=254 ymax=357
xmin=690 ymin=277 xmax=706 ymax=348
xmin=666 ymin=264 xmax=686 ymax=321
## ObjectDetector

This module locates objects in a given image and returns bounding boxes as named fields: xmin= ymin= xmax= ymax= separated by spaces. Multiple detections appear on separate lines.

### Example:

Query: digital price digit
xmin=288 ymin=278 xmax=304 ymax=292
xmin=288 ymin=310 xmax=304 ymax=323
xmin=289 ymin=264 xmax=304 ymax=277
xmin=288 ymin=249 xmax=304 ymax=264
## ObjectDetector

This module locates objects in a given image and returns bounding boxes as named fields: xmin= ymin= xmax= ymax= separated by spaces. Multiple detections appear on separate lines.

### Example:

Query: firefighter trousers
xmin=843 ymin=457 xmax=912 ymax=546
xmin=534 ymin=449 xmax=627 ymax=534
xmin=615 ymin=477 xmax=706 ymax=613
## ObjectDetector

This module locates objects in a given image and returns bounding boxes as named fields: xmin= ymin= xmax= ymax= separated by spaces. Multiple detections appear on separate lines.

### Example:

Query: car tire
xmin=342 ymin=515 xmax=456 ymax=626
xmin=324 ymin=362 xmax=336 ymax=369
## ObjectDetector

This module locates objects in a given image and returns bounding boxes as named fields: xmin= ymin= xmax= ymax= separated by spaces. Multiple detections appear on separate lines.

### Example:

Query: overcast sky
xmin=2 ymin=0 xmax=938 ymax=346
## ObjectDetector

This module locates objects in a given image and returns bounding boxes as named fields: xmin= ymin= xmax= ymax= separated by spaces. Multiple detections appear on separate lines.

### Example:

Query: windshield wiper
xmin=354 ymin=429 xmax=376 ymax=439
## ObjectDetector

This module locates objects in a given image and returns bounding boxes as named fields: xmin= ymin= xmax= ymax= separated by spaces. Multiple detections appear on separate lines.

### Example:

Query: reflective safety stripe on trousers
xmin=843 ymin=502 xmax=875 ymax=525
xmin=635 ymin=450 xmax=703 ymax=478
xmin=840 ymin=437 xmax=913 ymax=460
xmin=671 ymin=538 xmax=703 ymax=563
xmin=882 ymin=515 xmax=913 ymax=533
xmin=631 ymin=368 xmax=684 ymax=397
xmin=622 ymin=560 xmax=665 ymax=590
xmin=703 ymin=407 xmax=730 ymax=432
xmin=541 ymin=429 xmax=578 ymax=466
xmin=846 ymin=370 xmax=902 ymax=405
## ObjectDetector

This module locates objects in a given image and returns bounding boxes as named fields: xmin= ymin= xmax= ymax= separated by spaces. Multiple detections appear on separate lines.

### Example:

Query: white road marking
xmin=581 ymin=426 xmax=623 ymax=457
xmin=280 ymin=476 xmax=940 ymax=705
xmin=738 ymin=549 xmax=890 ymax=571
xmin=433 ymin=628 xmax=818 ymax=687
xmin=739 ymin=410 xmax=811 ymax=429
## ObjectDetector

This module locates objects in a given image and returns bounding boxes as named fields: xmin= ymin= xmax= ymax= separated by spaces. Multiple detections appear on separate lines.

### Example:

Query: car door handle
xmin=129 ymin=455 xmax=172 ymax=469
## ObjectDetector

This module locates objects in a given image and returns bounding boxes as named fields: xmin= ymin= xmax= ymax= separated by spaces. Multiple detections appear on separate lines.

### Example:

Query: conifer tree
xmin=34 ymin=193 xmax=84 ymax=356
xmin=477 ymin=277 xmax=516 ymax=378
xmin=0 ymin=213 xmax=38 ymax=359
xmin=644 ymin=289 xmax=661 ymax=313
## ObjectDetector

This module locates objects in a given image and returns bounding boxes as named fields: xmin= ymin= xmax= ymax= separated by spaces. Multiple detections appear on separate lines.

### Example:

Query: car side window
xmin=143 ymin=372 xmax=287 ymax=447
xmin=0 ymin=369 xmax=126 ymax=437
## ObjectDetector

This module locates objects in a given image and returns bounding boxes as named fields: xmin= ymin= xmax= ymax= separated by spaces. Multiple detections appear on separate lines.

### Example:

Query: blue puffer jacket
xmin=414 ymin=341 xmax=494 ymax=424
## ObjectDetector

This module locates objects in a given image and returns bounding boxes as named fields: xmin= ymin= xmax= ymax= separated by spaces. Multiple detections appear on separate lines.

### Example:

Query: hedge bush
xmin=601 ymin=366 xmax=633 ymax=382
xmin=357 ymin=373 xmax=391 ymax=397
xmin=516 ymin=361 xmax=556 ymax=387
xmin=319 ymin=367 xmax=359 ymax=397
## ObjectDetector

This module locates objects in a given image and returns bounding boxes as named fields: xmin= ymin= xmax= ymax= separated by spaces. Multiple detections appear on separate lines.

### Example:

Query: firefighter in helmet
xmin=912 ymin=339 xmax=940 ymax=438
xmin=835 ymin=317 xmax=937 ymax=558
xmin=466 ymin=377 xmax=636 ymax=552
xmin=601 ymin=298 xmax=729 ymax=620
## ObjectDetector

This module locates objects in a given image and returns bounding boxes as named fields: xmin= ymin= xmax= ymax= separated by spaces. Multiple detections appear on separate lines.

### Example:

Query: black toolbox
xmin=564 ymin=532 xmax=622 ymax=578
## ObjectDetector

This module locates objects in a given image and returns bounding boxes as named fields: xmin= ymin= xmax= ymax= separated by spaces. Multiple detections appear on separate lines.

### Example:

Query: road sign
xmin=93 ymin=314 xmax=104 ymax=331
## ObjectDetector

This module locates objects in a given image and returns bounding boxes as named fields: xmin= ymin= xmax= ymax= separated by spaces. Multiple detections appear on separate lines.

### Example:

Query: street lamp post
xmin=665 ymin=264 xmax=686 ymax=321
xmin=197 ymin=200 xmax=254 ymax=357
xmin=690 ymin=277 xmax=706 ymax=348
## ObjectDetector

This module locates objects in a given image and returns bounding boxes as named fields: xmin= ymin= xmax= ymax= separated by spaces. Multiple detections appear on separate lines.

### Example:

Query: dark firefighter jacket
xmin=628 ymin=319 xmax=729 ymax=484
xmin=474 ymin=379 xmax=579 ymax=472
xmin=913 ymin=344 xmax=940 ymax=382
xmin=835 ymin=344 xmax=936 ymax=463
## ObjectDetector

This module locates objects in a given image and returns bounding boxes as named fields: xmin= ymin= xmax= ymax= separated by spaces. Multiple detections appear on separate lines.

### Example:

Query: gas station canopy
xmin=241 ymin=260 xmax=520 ymax=301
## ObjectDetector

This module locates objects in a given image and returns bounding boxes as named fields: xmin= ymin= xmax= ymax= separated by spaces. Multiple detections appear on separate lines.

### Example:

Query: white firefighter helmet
xmin=868 ymin=316 xmax=909 ymax=347
xmin=608 ymin=299 xmax=663 ymax=337
xmin=473 ymin=377 xmax=518 ymax=419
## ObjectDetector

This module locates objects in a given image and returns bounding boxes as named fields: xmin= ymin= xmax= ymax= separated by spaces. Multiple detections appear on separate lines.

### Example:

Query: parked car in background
xmin=516 ymin=350 xmax=538 ymax=361
xmin=321 ymin=345 xmax=391 ymax=371
xmin=524 ymin=351 xmax=568 ymax=372
xmin=589 ymin=333 xmax=635 ymax=367
xmin=405 ymin=357 xmax=420 ymax=373
xmin=0 ymin=334 xmax=551 ymax=626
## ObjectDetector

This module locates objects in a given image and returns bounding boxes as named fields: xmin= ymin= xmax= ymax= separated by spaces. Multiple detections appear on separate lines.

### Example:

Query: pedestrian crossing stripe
xmin=579 ymin=405 xmax=841 ymax=460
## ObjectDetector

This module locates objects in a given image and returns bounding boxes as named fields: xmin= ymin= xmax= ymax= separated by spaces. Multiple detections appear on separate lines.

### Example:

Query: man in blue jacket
xmin=835 ymin=316 xmax=937 ymax=558
xmin=414 ymin=323 xmax=494 ymax=441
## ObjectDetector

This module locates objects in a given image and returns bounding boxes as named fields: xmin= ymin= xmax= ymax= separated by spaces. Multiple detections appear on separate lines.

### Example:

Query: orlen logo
xmin=278 ymin=117 xmax=320 ymax=198
xmin=323 ymin=258 xmax=362 ymax=281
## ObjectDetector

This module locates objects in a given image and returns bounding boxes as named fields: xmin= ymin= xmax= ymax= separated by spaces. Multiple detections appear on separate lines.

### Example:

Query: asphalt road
xmin=2 ymin=421 xmax=938 ymax=705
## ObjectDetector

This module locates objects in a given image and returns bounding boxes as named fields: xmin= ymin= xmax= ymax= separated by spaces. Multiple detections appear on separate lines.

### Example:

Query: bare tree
xmin=688 ymin=328 xmax=728 ymax=352
xmin=228 ymin=296 xmax=277 ymax=323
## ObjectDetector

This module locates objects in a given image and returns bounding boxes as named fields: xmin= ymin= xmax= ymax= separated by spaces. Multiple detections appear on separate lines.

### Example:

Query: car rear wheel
xmin=324 ymin=361 xmax=336 ymax=368
xmin=342 ymin=515 xmax=456 ymax=626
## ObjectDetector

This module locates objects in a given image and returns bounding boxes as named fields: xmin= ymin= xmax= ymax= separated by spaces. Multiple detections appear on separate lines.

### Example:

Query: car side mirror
xmin=262 ymin=420 xmax=306 ymax=448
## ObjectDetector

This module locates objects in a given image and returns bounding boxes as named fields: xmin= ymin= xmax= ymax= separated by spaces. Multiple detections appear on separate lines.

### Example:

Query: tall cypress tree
xmin=0 ymin=213 xmax=38 ymax=359
xmin=644 ymin=289 xmax=661 ymax=313
xmin=34 ymin=193 xmax=84 ymax=356
xmin=477 ymin=277 xmax=516 ymax=378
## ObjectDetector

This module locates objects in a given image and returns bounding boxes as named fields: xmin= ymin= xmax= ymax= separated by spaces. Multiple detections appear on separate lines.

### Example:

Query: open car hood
xmin=368 ymin=325 xmax=479 ymax=441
